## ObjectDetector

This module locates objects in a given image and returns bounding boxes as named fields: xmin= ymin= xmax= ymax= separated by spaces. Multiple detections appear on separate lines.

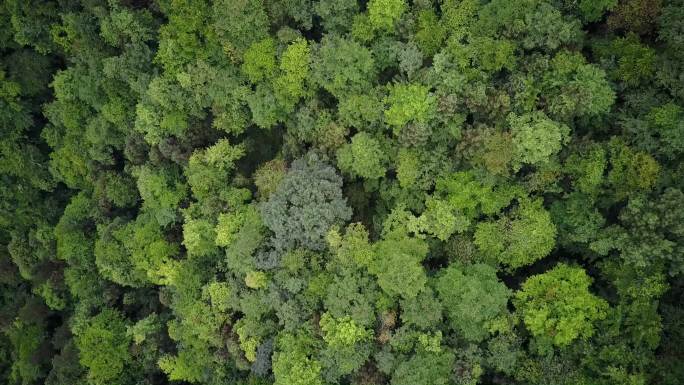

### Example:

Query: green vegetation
xmin=0 ymin=1 xmax=683 ymax=385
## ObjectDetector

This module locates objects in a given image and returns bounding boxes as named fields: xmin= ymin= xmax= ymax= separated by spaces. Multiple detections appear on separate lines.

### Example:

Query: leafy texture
xmin=261 ymin=153 xmax=352 ymax=251
xmin=0 ymin=2 xmax=682 ymax=385
xmin=514 ymin=264 xmax=608 ymax=347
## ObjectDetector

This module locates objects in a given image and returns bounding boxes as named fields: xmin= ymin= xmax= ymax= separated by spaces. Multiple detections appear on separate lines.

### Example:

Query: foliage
xmin=261 ymin=153 xmax=352 ymax=251
xmin=95 ymin=213 xmax=179 ymax=287
xmin=508 ymin=111 xmax=569 ymax=170
xmin=370 ymin=234 xmax=428 ymax=299
xmin=475 ymin=198 xmax=557 ymax=269
xmin=514 ymin=264 xmax=609 ymax=348
xmin=435 ymin=263 xmax=511 ymax=342
xmin=607 ymin=139 xmax=660 ymax=201
xmin=367 ymin=0 xmax=406 ymax=32
xmin=384 ymin=83 xmax=435 ymax=132
xmin=0 ymin=1 xmax=682 ymax=385
xmin=75 ymin=309 xmax=132 ymax=384
xmin=242 ymin=38 xmax=277 ymax=84
xmin=311 ymin=35 xmax=376 ymax=98
xmin=272 ymin=332 xmax=323 ymax=385
xmin=336 ymin=132 xmax=388 ymax=179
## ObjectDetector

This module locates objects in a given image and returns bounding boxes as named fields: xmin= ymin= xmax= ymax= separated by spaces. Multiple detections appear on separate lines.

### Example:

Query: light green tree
xmin=337 ymin=132 xmax=387 ymax=179
xmin=514 ymin=263 xmax=609 ymax=347
xmin=475 ymin=198 xmax=556 ymax=269
xmin=384 ymin=83 xmax=435 ymax=132
xmin=368 ymin=0 xmax=406 ymax=32
xmin=508 ymin=111 xmax=570 ymax=170
xmin=75 ymin=309 xmax=132 ymax=385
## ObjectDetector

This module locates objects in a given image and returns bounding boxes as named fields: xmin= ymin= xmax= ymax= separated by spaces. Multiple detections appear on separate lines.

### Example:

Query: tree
xmin=96 ymin=212 xmax=180 ymax=287
xmin=384 ymin=83 xmax=435 ymax=133
xmin=367 ymin=0 xmax=406 ymax=32
xmin=272 ymin=332 xmax=323 ymax=385
xmin=370 ymin=234 xmax=428 ymax=299
xmin=45 ymin=341 xmax=87 ymax=385
xmin=337 ymin=133 xmax=388 ymax=179
xmin=597 ymin=188 xmax=684 ymax=276
xmin=549 ymin=192 xmax=605 ymax=248
xmin=414 ymin=10 xmax=446 ymax=57
xmin=261 ymin=153 xmax=352 ymax=251
xmin=134 ymin=164 xmax=188 ymax=226
xmin=399 ymin=287 xmax=442 ymax=329
xmin=607 ymin=0 xmax=662 ymax=35
xmin=541 ymin=51 xmax=616 ymax=120
xmin=596 ymin=34 xmax=656 ymax=87
xmin=391 ymin=349 xmax=454 ymax=385
xmin=327 ymin=223 xmax=374 ymax=268
xmin=314 ymin=0 xmax=359 ymax=33
xmin=242 ymin=38 xmax=277 ymax=84
xmin=607 ymin=138 xmax=660 ymax=201
xmin=94 ymin=219 xmax=148 ymax=288
xmin=475 ymin=198 xmax=557 ymax=269
xmin=75 ymin=309 xmax=132 ymax=385
xmin=577 ymin=0 xmax=616 ymax=22
xmin=1 ymin=1 xmax=683 ymax=385
xmin=435 ymin=263 xmax=511 ymax=342
xmin=413 ymin=197 xmax=469 ymax=241
xmin=311 ymin=35 xmax=376 ymax=98
xmin=630 ymin=102 xmax=684 ymax=160
xmin=221 ymin=204 xmax=266 ymax=275
xmin=319 ymin=312 xmax=372 ymax=379
xmin=563 ymin=143 xmax=606 ymax=196
xmin=323 ymin=266 xmax=379 ymax=327
xmin=185 ymin=138 xmax=247 ymax=205
xmin=514 ymin=264 xmax=608 ymax=348
xmin=6 ymin=318 xmax=49 ymax=385
xmin=253 ymin=159 xmax=287 ymax=201
xmin=183 ymin=218 xmax=217 ymax=258
xmin=473 ymin=0 xmax=583 ymax=51
xmin=246 ymin=83 xmax=288 ymax=128
xmin=274 ymin=38 xmax=310 ymax=111
xmin=508 ymin=111 xmax=569 ymax=170
xmin=337 ymin=90 xmax=384 ymax=131
xmin=212 ymin=0 xmax=269 ymax=58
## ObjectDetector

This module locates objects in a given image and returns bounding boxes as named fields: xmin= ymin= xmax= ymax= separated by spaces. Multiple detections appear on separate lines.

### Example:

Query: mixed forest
xmin=1 ymin=0 xmax=684 ymax=384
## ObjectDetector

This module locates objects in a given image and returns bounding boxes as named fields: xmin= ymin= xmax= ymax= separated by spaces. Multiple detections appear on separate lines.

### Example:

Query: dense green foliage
xmin=0 ymin=1 xmax=683 ymax=385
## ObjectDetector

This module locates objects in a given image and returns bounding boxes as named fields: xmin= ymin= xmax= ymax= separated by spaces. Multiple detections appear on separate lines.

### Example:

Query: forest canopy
xmin=1 ymin=0 xmax=683 ymax=385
